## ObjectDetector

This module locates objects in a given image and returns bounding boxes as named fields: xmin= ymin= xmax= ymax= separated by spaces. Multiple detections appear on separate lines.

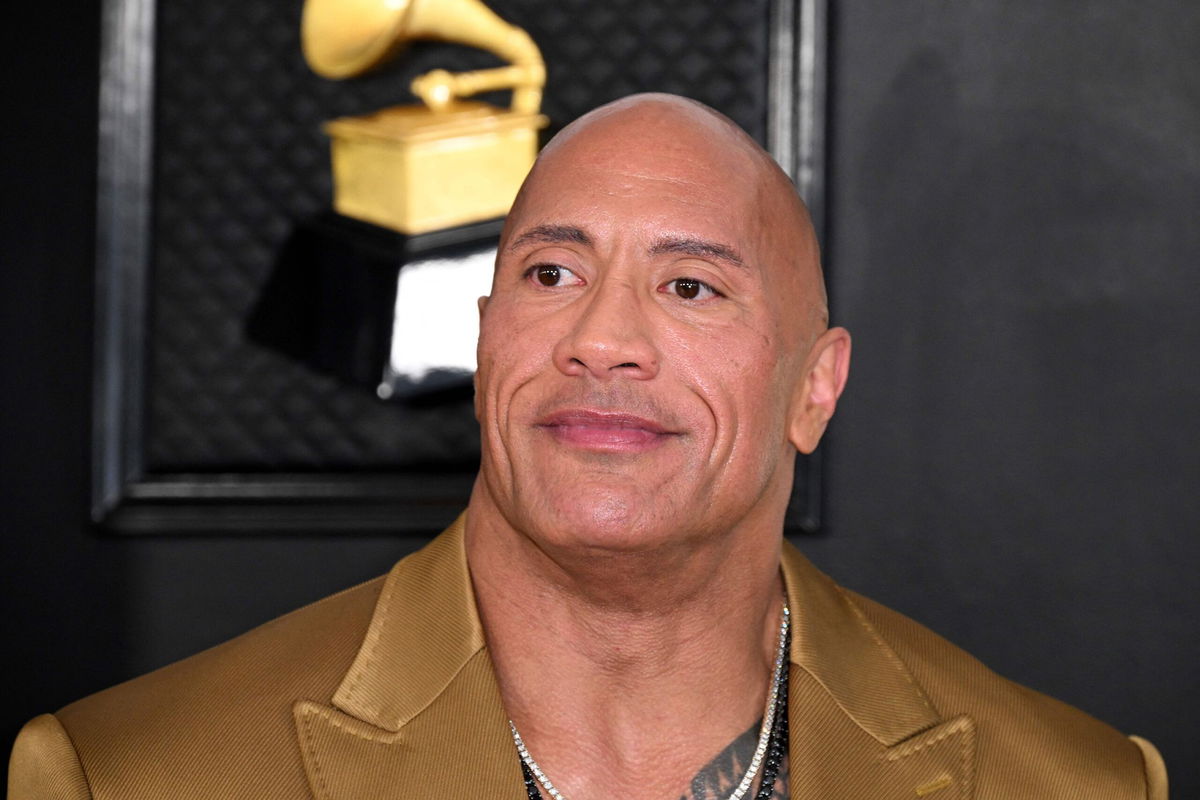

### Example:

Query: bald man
xmin=9 ymin=95 xmax=1166 ymax=800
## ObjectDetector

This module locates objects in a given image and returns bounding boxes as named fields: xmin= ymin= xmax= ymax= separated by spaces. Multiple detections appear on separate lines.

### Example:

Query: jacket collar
xmin=781 ymin=542 xmax=976 ymax=798
xmin=295 ymin=517 xmax=975 ymax=799
xmin=781 ymin=540 xmax=941 ymax=746
xmin=330 ymin=513 xmax=485 ymax=731
xmin=294 ymin=514 xmax=526 ymax=799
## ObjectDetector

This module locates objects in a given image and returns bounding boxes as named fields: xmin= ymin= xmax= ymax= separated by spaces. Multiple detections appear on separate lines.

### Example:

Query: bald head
xmin=505 ymin=93 xmax=828 ymax=343
xmin=538 ymin=93 xmax=766 ymax=167
xmin=474 ymin=93 xmax=852 ymax=555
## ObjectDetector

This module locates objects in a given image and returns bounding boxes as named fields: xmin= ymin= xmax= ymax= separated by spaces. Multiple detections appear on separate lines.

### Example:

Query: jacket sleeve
xmin=1129 ymin=735 xmax=1169 ymax=800
xmin=7 ymin=714 xmax=92 ymax=800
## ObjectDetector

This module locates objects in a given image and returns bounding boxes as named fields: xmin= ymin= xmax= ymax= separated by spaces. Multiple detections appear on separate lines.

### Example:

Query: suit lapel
xmin=782 ymin=543 xmax=977 ymax=799
xmin=295 ymin=524 xmax=976 ymax=799
xmin=294 ymin=515 xmax=526 ymax=799
xmin=294 ymin=651 xmax=524 ymax=800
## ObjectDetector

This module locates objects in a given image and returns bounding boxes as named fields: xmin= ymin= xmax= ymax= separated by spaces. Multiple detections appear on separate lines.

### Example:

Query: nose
xmin=551 ymin=278 xmax=660 ymax=381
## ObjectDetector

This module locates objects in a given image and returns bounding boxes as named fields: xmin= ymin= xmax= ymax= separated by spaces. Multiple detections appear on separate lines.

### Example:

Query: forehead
xmin=505 ymin=116 xmax=767 ymax=253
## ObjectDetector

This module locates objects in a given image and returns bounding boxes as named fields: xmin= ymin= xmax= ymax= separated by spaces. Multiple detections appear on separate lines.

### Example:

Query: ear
xmin=787 ymin=327 xmax=851 ymax=454
xmin=473 ymin=295 xmax=490 ymax=419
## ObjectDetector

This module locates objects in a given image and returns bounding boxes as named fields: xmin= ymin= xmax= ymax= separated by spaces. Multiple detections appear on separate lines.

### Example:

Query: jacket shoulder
xmin=846 ymin=588 xmax=1164 ymax=799
xmin=38 ymin=574 xmax=386 ymax=799
xmin=8 ymin=714 xmax=91 ymax=800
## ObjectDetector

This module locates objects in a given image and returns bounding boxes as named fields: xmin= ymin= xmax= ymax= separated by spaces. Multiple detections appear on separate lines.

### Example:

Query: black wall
xmin=806 ymin=0 xmax=1199 ymax=785
xmin=4 ymin=0 xmax=1197 ymax=795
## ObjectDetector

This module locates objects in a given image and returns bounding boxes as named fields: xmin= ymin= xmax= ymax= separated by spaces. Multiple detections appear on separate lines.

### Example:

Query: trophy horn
xmin=302 ymin=0 xmax=545 ymax=114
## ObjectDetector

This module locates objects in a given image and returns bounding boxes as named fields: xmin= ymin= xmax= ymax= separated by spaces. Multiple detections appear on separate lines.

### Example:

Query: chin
xmin=530 ymin=488 xmax=683 ymax=554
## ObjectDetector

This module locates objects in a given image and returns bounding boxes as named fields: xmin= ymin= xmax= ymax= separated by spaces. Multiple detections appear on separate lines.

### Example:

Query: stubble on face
xmin=472 ymin=94 xmax=827 ymax=562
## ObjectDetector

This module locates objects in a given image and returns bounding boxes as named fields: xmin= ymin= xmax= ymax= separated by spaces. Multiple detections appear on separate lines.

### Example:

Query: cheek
xmin=665 ymin=333 xmax=767 ymax=459
xmin=476 ymin=304 xmax=556 ymax=414
xmin=475 ymin=312 xmax=514 ymax=422
xmin=715 ymin=329 xmax=793 ymax=441
xmin=706 ymin=323 xmax=783 ymax=398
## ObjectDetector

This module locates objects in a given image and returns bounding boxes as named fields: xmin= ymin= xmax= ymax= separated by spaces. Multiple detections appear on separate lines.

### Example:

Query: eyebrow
xmin=648 ymin=235 xmax=747 ymax=269
xmin=505 ymin=226 xmax=747 ymax=270
xmin=507 ymin=224 xmax=593 ymax=251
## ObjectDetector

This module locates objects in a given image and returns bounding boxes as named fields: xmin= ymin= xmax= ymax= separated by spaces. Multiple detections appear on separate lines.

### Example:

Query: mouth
xmin=534 ymin=409 xmax=679 ymax=453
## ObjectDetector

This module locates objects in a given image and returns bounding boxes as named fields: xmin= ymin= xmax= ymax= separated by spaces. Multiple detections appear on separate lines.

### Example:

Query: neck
xmin=464 ymin=485 xmax=787 ymax=800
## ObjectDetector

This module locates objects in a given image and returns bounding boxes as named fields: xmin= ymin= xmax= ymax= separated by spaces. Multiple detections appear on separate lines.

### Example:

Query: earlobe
xmin=478 ymin=295 xmax=490 ymax=316
xmin=787 ymin=327 xmax=852 ymax=454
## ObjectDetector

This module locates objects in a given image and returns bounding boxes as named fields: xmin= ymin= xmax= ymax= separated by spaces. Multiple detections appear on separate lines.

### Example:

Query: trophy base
xmin=324 ymin=101 xmax=548 ymax=235
xmin=247 ymin=212 xmax=503 ymax=399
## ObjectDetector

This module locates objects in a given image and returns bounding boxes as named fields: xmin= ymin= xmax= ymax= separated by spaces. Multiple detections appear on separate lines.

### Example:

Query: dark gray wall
xmin=3 ymin=0 xmax=127 ymax=736
xmin=3 ymin=0 xmax=1196 ymax=795
xmin=805 ymin=0 xmax=1199 ymax=789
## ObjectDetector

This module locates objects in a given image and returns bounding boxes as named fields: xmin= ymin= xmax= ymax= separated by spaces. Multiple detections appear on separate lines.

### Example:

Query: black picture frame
xmin=92 ymin=0 xmax=829 ymax=535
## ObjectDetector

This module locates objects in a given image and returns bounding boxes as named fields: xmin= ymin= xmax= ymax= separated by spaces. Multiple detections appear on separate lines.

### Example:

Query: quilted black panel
xmin=147 ymin=0 xmax=771 ymax=470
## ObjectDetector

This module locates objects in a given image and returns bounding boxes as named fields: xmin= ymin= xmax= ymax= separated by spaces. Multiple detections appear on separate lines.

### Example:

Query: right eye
xmin=527 ymin=264 xmax=583 ymax=287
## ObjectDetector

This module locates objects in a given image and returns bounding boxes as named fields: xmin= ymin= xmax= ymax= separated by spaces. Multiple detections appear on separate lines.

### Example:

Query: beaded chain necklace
xmin=510 ymin=603 xmax=791 ymax=800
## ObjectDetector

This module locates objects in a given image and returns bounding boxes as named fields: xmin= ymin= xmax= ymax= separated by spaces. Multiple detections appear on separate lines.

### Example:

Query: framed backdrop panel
xmin=93 ymin=0 xmax=828 ymax=534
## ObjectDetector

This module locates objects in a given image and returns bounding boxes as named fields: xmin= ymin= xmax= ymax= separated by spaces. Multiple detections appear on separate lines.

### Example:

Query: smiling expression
xmin=473 ymin=95 xmax=833 ymax=554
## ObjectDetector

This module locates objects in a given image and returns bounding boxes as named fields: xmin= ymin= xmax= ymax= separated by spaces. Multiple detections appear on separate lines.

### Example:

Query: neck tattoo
xmin=510 ymin=602 xmax=791 ymax=800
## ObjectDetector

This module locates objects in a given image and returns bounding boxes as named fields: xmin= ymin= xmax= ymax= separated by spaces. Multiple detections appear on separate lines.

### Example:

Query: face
xmin=474 ymin=101 xmax=833 ymax=554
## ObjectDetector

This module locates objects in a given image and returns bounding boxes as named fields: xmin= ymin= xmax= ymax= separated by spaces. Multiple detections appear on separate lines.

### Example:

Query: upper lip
xmin=536 ymin=409 xmax=674 ymax=435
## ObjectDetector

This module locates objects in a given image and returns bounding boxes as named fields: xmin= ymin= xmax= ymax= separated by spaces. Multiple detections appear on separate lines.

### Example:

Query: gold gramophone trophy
xmin=301 ymin=0 xmax=549 ymax=235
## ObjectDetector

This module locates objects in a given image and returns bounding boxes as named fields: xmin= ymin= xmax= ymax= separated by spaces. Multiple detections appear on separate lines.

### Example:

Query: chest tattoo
xmin=680 ymin=720 xmax=789 ymax=800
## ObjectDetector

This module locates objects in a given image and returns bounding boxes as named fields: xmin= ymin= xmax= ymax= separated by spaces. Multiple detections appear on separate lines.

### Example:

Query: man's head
xmin=473 ymin=93 xmax=850 ymax=557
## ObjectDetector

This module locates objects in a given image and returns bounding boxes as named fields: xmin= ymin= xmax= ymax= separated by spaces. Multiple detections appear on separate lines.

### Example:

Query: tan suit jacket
xmin=9 ymin=515 xmax=1167 ymax=799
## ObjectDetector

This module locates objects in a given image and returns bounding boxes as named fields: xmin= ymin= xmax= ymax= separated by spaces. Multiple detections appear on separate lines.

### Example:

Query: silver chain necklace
xmin=509 ymin=601 xmax=790 ymax=800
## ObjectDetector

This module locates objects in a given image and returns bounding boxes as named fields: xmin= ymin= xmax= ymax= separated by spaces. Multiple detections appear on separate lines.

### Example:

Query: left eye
xmin=663 ymin=278 xmax=720 ymax=300
xmin=527 ymin=263 xmax=583 ymax=287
